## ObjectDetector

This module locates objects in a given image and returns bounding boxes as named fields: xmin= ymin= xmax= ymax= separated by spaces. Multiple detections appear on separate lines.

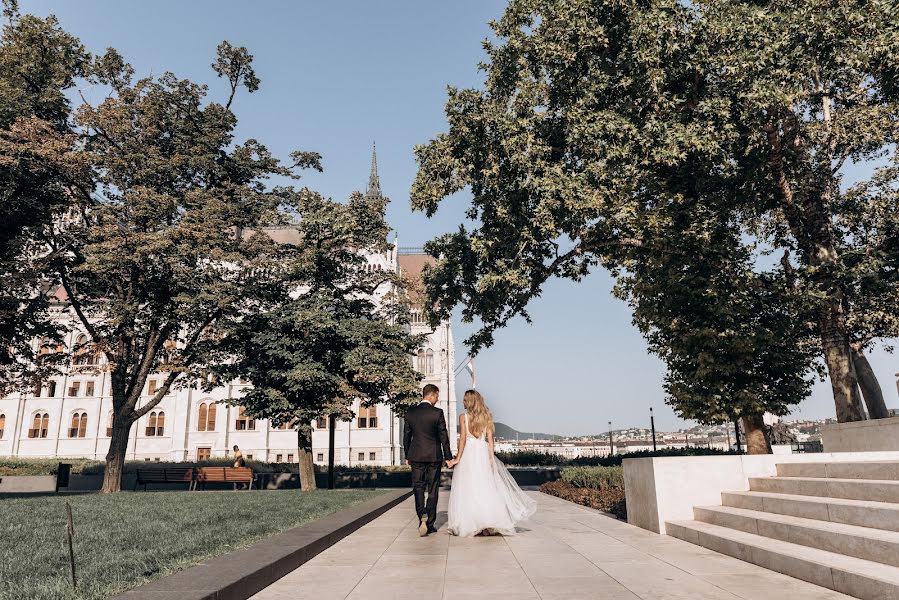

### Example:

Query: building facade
xmin=0 ymin=148 xmax=457 ymax=466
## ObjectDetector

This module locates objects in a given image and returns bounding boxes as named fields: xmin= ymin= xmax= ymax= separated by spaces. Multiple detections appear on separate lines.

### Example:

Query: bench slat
xmin=134 ymin=467 xmax=196 ymax=490
xmin=197 ymin=467 xmax=253 ymax=486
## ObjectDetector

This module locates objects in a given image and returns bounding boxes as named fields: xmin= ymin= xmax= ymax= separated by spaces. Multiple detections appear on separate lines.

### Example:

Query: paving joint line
xmin=501 ymin=526 xmax=543 ymax=600
xmin=529 ymin=495 xmax=638 ymax=598
xmin=343 ymin=499 xmax=418 ymax=599
xmin=551 ymin=498 xmax=783 ymax=600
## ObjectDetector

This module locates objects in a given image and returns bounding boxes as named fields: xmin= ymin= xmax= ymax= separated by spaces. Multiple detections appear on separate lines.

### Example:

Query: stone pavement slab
xmin=249 ymin=491 xmax=857 ymax=600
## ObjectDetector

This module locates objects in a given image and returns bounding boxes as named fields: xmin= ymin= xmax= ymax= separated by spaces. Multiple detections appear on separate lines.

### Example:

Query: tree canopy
xmin=412 ymin=0 xmax=899 ymax=425
xmin=215 ymin=192 xmax=423 ymax=489
xmin=0 ymin=8 xmax=319 ymax=489
xmin=0 ymin=5 xmax=88 ymax=384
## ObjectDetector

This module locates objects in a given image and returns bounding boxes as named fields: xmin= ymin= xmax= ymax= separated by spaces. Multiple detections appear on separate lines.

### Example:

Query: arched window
xmin=235 ymin=407 xmax=255 ymax=431
xmin=29 ymin=412 xmax=49 ymax=438
xmin=69 ymin=412 xmax=88 ymax=438
xmin=197 ymin=402 xmax=217 ymax=431
xmin=315 ymin=417 xmax=327 ymax=429
xmin=0 ymin=413 xmax=5 ymax=438
xmin=146 ymin=411 xmax=165 ymax=437
xmin=73 ymin=334 xmax=98 ymax=365
xmin=417 ymin=349 xmax=434 ymax=374
xmin=357 ymin=406 xmax=378 ymax=429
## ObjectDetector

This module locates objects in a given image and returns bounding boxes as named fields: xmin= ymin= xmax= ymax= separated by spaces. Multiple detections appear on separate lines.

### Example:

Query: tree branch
xmin=131 ymin=311 xmax=220 ymax=420
xmin=124 ymin=321 xmax=170 ymax=405
xmin=762 ymin=118 xmax=805 ymax=250
xmin=58 ymin=273 xmax=105 ymax=355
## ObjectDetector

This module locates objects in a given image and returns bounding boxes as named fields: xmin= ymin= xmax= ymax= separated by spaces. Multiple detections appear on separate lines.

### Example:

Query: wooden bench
xmin=133 ymin=467 xmax=196 ymax=491
xmin=195 ymin=467 xmax=254 ymax=490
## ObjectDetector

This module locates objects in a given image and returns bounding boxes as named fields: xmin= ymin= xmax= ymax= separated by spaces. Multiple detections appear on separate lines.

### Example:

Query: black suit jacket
xmin=403 ymin=402 xmax=452 ymax=463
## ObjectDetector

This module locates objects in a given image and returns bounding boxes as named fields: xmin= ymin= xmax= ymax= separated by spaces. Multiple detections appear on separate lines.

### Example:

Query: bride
xmin=446 ymin=389 xmax=537 ymax=537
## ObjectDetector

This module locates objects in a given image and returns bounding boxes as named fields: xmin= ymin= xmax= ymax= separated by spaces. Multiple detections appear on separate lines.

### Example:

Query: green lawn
xmin=0 ymin=489 xmax=386 ymax=600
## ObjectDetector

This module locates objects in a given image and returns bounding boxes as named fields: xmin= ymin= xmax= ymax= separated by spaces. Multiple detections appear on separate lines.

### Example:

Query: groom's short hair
xmin=422 ymin=384 xmax=439 ymax=399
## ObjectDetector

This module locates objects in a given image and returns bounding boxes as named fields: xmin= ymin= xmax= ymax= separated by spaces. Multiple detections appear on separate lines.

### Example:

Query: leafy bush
xmin=0 ymin=458 xmax=103 ymax=477
xmin=313 ymin=464 xmax=411 ymax=473
xmin=568 ymin=446 xmax=735 ymax=467
xmin=496 ymin=446 xmax=735 ymax=467
xmin=561 ymin=466 xmax=624 ymax=489
xmin=0 ymin=458 xmax=414 ymax=477
xmin=494 ymin=450 xmax=569 ymax=466
xmin=541 ymin=479 xmax=627 ymax=519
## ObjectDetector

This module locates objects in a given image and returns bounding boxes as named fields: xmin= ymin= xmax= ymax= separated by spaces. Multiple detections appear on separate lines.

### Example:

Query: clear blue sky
xmin=22 ymin=0 xmax=898 ymax=434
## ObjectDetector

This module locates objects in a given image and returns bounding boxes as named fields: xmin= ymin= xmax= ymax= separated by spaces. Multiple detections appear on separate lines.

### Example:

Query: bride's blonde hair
xmin=463 ymin=389 xmax=493 ymax=438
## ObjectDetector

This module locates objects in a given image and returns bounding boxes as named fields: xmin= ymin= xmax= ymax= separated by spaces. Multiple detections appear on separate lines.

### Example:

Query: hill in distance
xmin=493 ymin=422 xmax=651 ymax=441
xmin=493 ymin=422 xmax=558 ymax=441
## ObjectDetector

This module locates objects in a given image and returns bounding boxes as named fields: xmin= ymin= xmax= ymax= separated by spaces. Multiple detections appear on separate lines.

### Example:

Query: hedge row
xmin=497 ymin=445 xmax=735 ymax=467
xmin=561 ymin=465 xmax=624 ymax=489
xmin=0 ymin=458 xmax=412 ymax=477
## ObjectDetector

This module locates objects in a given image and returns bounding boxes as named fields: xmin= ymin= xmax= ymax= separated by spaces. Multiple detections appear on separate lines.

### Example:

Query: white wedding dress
xmin=447 ymin=414 xmax=537 ymax=537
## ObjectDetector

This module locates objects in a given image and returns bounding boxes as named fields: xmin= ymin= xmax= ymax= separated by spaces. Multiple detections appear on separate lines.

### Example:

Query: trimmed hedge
xmin=494 ymin=450 xmax=569 ymax=466
xmin=541 ymin=465 xmax=627 ymax=519
xmin=570 ymin=446 xmax=736 ymax=466
xmin=498 ymin=446 xmax=735 ymax=467
xmin=0 ymin=458 xmax=414 ymax=477
xmin=0 ymin=458 xmax=103 ymax=477
xmin=561 ymin=465 xmax=624 ymax=489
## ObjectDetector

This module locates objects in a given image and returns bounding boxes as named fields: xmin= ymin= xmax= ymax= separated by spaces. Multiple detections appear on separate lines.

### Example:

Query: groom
xmin=403 ymin=384 xmax=453 ymax=537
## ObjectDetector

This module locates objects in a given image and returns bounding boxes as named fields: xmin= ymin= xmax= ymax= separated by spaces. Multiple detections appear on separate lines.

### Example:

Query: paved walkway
xmin=250 ymin=491 xmax=854 ymax=600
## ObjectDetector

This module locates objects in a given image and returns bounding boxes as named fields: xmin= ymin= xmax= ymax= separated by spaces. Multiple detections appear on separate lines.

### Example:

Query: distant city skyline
xmin=21 ymin=0 xmax=898 ymax=434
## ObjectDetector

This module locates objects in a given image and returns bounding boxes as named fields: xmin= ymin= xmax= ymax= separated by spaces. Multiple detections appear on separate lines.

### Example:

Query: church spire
xmin=365 ymin=142 xmax=382 ymax=199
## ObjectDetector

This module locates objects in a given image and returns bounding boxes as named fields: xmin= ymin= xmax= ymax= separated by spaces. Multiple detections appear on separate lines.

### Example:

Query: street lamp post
xmin=608 ymin=421 xmax=614 ymax=456
xmin=649 ymin=408 xmax=657 ymax=452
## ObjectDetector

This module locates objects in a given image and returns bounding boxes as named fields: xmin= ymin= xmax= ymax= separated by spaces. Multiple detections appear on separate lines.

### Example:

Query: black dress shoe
xmin=427 ymin=526 xmax=438 ymax=533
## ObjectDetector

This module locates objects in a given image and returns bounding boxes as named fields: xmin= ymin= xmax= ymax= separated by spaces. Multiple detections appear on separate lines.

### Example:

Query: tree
xmin=215 ymin=191 xmax=423 ymax=490
xmin=1 ymin=37 xmax=313 ymax=491
xmin=411 ymin=0 xmax=899 ymax=424
xmin=616 ymin=211 xmax=817 ymax=453
xmin=0 ymin=3 xmax=88 ymax=388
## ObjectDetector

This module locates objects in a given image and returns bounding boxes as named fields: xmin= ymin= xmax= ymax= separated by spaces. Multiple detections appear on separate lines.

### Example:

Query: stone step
xmin=777 ymin=461 xmax=899 ymax=480
xmin=749 ymin=476 xmax=899 ymax=503
xmin=722 ymin=490 xmax=899 ymax=533
xmin=666 ymin=519 xmax=899 ymax=600
xmin=694 ymin=505 xmax=899 ymax=568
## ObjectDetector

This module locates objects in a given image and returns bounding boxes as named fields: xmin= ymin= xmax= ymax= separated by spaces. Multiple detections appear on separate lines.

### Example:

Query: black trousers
xmin=410 ymin=461 xmax=441 ymax=528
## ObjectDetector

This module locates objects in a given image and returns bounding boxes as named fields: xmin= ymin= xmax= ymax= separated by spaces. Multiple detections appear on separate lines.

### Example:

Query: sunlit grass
xmin=0 ymin=489 xmax=385 ymax=600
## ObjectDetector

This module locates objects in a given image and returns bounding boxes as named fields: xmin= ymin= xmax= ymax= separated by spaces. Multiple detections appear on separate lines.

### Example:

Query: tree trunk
xmin=819 ymin=305 xmax=866 ymax=422
xmin=297 ymin=428 xmax=316 ymax=491
xmin=102 ymin=418 xmax=132 ymax=493
xmin=852 ymin=349 xmax=889 ymax=419
xmin=740 ymin=415 xmax=771 ymax=455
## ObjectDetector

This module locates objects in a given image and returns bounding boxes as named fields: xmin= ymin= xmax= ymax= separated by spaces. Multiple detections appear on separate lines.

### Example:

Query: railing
xmin=397 ymin=246 xmax=427 ymax=255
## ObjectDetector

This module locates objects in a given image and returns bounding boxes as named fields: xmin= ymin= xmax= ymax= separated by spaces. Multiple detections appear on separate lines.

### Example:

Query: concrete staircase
xmin=667 ymin=461 xmax=899 ymax=599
